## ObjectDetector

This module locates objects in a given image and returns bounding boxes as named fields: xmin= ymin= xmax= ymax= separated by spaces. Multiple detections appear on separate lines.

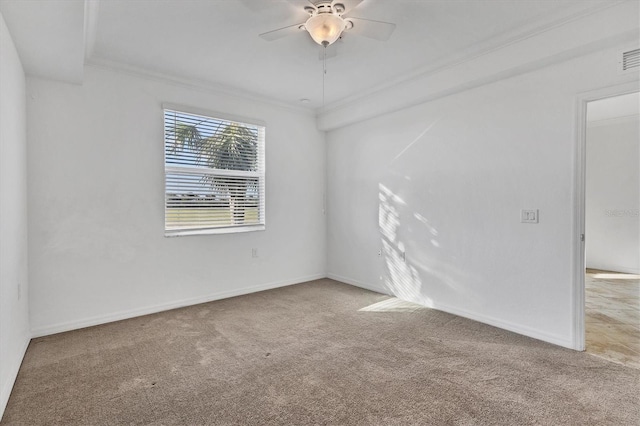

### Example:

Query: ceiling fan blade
xmin=345 ymin=17 xmax=395 ymax=41
xmin=333 ymin=0 xmax=363 ymax=15
xmin=259 ymin=23 xmax=306 ymax=41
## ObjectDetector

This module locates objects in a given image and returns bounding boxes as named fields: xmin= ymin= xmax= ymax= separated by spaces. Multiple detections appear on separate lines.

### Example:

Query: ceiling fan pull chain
xmin=322 ymin=45 xmax=327 ymax=110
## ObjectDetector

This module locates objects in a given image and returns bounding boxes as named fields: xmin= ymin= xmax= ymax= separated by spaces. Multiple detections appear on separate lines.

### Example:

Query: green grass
xmin=165 ymin=207 xmax=259 ymax=229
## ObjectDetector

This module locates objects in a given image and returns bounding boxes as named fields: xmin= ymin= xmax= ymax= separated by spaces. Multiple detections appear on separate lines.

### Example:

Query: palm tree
xmin=169 ymin=122 xmax=202 ymax=154
xmin=201 ymin=123 xmax=258 ymax=224
xmin=170 ymin=119 xmax=258 ymax=225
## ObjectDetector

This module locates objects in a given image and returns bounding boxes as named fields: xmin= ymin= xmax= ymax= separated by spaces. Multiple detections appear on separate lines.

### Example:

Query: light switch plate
xmin=521 ymin=209 xmax=539 ymax=224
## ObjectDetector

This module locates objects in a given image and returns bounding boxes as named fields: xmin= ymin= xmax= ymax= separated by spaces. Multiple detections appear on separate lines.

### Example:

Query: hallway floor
xmin=585 ymin=269 xmax=640 ymax=368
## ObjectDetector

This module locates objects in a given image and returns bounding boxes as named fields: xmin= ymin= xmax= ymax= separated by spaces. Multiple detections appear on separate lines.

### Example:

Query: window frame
xmin=163 ymin=104 xmax=266 ymax=237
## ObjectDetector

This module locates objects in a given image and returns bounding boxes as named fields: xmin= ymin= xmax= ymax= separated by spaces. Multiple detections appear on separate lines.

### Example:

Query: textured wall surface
xmin=0 ymin=10 xmax=30 ymax=419
xmin=27 ymin=66 xmax=326 ymax=335
xmin=327 ymin=45 xmax=638 ymax=349
xmin=586 ymin=118 xmax=640 ymax=274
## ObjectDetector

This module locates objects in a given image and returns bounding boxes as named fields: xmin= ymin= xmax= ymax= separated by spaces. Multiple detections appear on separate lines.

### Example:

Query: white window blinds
xmin=164 ymin=108 xmax=265 ymax=235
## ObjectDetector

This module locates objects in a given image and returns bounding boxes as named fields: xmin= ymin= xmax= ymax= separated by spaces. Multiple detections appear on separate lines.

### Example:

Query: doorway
xmin=583 ymin=92 xmax=639 ymax=367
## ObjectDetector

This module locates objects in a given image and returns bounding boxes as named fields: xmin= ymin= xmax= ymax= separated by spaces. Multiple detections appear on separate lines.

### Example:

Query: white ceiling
xmin=0 ymin=0 xmax=617 ymax=109
xmin=0 ymin=0 xmax=85 ymax=83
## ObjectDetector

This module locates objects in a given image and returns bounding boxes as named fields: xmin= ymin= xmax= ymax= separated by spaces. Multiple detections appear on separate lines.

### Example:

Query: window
xmin=164 ymin=107 xmax=265 ymax=236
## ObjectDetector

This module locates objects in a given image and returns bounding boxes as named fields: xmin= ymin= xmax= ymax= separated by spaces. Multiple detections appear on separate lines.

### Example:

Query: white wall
xmin=586 ymin=117 xmax=640 ymax=274
xmin=0 ymin=11 xmax=30 ymax=419
xmin=326 ymin=46 xmax=639 ymax=349
xmin=27 ymin=66 xmax=326 ymax=336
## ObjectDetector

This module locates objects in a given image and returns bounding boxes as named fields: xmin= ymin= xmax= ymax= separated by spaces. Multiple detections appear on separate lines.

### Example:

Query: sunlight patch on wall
xmin=391 ymin=120 xmax=440 ymax=163
xmin=379 ymin=183 xmax=432 ymax=306
xmin=378 ymin=181 xmax=478 ymax=306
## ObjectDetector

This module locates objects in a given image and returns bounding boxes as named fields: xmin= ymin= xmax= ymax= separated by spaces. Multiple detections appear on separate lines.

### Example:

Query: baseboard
xmin=30 ymin=274 xmax=326 ymax=338
xmin=0 ymin=334 xmax=30 ymax=421
xmin=330 ymin=275 xmax=387 ymax=293
xmin=586 ymin=264 xmax=639 ymax=275
xmin=326 ymin=273 xmax=390 ymax=295
xmin=430 ymin=301 xmax=575 ymax=349
xmin=30 ymin=270 xmax=576 ymax=347
xmin=328 ymin=274 xmax=575 ymax=349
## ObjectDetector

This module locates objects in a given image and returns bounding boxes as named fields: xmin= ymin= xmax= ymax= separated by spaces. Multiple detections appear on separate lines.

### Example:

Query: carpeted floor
xmin=2 ymin=279 xmax=639 ymax=425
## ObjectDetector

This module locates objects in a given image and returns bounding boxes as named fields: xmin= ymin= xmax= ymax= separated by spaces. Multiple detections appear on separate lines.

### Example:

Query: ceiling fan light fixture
xmin=305 ymin=13 xmax=346 ymax=46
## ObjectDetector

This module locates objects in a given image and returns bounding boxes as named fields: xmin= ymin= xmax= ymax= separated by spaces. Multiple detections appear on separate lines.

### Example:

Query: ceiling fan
xmin=259 ymin=0 xmax=396 ymax=47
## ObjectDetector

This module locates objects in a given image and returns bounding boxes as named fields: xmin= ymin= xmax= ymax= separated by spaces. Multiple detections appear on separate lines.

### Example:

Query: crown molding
xmin=317 ymin=1 xmax=640 ymax=131
xmin=319 ymin=1 xmax=625 ymax=114
xmin=84 ymin=57 xmax=317 ymax=118
xmin=80 ymin=1 xmax=635 ymax=128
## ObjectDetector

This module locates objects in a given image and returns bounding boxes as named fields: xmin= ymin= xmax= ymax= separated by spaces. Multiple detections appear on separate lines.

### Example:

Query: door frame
xmin=572 ymin=81 xmax=639 ymax=351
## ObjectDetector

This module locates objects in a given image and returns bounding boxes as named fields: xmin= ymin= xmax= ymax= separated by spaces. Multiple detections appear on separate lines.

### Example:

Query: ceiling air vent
xmin=621 ymin=48 xmax=640 ymax=72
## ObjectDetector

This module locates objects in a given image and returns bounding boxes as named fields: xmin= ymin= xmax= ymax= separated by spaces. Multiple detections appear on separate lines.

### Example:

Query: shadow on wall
xmin=376 ymin=121 xmax=477 ymax=308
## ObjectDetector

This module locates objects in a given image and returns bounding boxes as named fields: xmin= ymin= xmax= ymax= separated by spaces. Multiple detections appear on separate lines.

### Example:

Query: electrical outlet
xmin=251 ymin=248 xmax=258 ymax=258
xmin=521 ymin=209 xmax=539 ymax=224
xmin=377 ymin=249 xmax=382 ymax=257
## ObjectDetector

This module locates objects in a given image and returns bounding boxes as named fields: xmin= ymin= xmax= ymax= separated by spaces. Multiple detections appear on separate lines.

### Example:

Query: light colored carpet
xmin=2 ymin=279 xmax=639 ymax=425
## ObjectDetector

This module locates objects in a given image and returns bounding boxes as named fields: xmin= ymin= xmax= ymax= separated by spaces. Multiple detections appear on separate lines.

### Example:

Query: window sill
xmin=165 ymin=224 xmax=265 ymax=237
